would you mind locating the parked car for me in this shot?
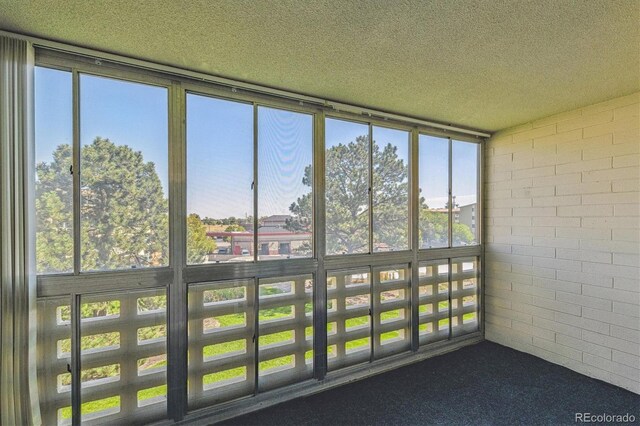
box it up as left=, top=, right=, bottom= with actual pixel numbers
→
left=241, top=249, right=250, bottom=256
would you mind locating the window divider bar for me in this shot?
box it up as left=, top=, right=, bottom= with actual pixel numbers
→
left=369, top=265, right=375, bottom=363
left=253, top=103, right=258, bottom=262
left=447, top=138, right=453, bottom=248
left=72, top=69, right=80, bottom=275
left=410, top=129, right=420, bottom=352
left=313, top=111, right=327, bottom=380
left=167, top=81, right=187, bottom=421
left=71, top=292, right=81, bottom=426
left=253, top=277, right=260, bottom=393
left=447, top=258, right=453, bottom=340
left=368, top=124, right=374, bottom=254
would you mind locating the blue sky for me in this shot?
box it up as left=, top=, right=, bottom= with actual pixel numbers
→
left=36, top=67, right=478, bottom=219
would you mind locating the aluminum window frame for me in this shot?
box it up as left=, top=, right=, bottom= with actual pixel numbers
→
left=32, top=47, right=485, bottom=425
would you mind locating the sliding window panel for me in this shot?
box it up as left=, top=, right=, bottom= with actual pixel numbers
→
left=187, top=279, right=255, bottom=409
left=326, top=268, right=372, bottom=371
left=79, top=288, right=167, bottom=425
left=37, top=297, right=72, bottom=425
left=257, top=107, right=313, bottom=260
left=258, top=275, right=313, bottom=392
left=34, top=67, right=73, bottom=274
left=325, top=118, right=370, bottom=255
left=372, top=126, right=410, bottom=252
left=79, top=75, right=169, bottom=271
left=418, top=260, right=450, bottom=346
left=452, top=141, right=479, bottom=246
left=373, top=265, right=411, bottom=359
left=451, top=257, right=480, bottom=337
left=186, top=93, right=254, bottom=264
left=418, top=135, right=449, bottom=249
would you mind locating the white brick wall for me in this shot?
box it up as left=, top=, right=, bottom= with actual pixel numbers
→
left=484, top=92, right=640, bottom=394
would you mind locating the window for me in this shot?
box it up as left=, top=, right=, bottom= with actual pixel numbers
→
left=372, top=126, right=410, bottom=252
left=257, top=107, right=313, bottom=260
left=186, top=94, right=253, bottom=264
left=35, top=69, right=169, bottom=273
left=452, top=141, right=479, bottom=246
left=33, top=52, right=484, bottom=424
left=418, top=135, right=449, bottom=248
left=186, top=98, right=313, bottom=264
left=35, top=67, right=73, bottom=274
left=80, top=75, right=169, bottom=271
left=326, top=269, right=372, bottom=371
left=325, top=118, right=370, bottom=255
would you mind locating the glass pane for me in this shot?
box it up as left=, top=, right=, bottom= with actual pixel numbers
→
left=325, top=118, right=370, bottom=255
left=451, top=257, right=480, bottom=336
left=79, top=75, right=168, bottom=271
left=37, top=297, right=72, bottom=425
left=35, top=67, right=73, bottom=274
left=258, top=275, right=313, bottom=392
left=452, top=141, right=478, bottom=246
left=419, top=135, right=449, bottom=248
left=327, top=269, right=371, bottom=371
left=186, top=94, right=254, bottom=264
left=418, top=260, right=450, bottom=346
left=188, top=280, right=255, bottom=409
left=257, top=107, right=313, bottom=260
left=373, top=266, right=411, bottom=358
left=79, top=288, right=167, bottom=424
left=372, top=126, right=409, bottom=252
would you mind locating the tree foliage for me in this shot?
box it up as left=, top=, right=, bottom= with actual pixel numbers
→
left=419, top=199, right=475, bottom=248
left=289, top=134, right=474, bottom=253
left=36, top=137, right=214, bottom=272
left=290, top=135, right=410, bottom=254
left=187, top=213, right=217, bottom=263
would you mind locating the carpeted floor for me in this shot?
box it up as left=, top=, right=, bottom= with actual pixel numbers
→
left=220, top=341, right=639, bottom=425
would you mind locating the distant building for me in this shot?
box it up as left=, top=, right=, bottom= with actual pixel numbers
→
left=458, top=203, right=477, bottom=235
left=206, top=215, right=311, bottom=259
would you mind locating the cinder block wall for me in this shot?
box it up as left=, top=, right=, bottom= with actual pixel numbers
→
left=484, top=93, right=640, bottom=393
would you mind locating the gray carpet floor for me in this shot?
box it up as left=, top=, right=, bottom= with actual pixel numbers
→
left=220, top=341, right=639, bottom=425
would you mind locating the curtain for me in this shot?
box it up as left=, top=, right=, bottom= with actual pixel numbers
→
left=0, top=35, right=40, bottom=426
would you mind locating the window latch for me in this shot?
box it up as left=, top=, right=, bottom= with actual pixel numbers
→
left=69, top=165, right=73, bottom=175
left=251, top=181, right=254, bottom=190
left=66, top=363, right=72, bottom=373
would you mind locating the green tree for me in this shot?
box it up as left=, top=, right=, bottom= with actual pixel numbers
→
left=452, top=223, right=474, bottom=245
left=419, top=197, right=474, bottom=247
left=224, top=224, right=245, bottom=232
left=36, top=137, right=214, bottom=272
left=223, top=224, right=246, bottom=243
left=187, top=214, right=217, bottom=263
left=35, top=144, right=74, bottom=272
left=289, top=135, right=408, bottom=254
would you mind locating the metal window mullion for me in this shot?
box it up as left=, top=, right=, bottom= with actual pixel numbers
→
left=253, top=104, right=258, bottom=262
left=253, top=277, right=260, bottom=393
left=410, top=129, right=419, bottom=351
left=478, top=142, right=485, bottom=336
left=369, top=265, right=375, bottom=362
left=167, top=81, right=187, bottom=421
left=72, top=69, right=80, bottom=275
left=313, top=111, right=327, bottom=380
left=70, top=68, right=81, bottom=426
left=447, top=138, right=453, bottom=248
left=368, top=124, right=373, bottom=254
left=71, top=293, right=81, bottom=426
left=447, top=258, right=453, bottom=340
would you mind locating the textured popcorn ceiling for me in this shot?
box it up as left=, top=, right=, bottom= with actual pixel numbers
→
left=0, top=0, right=638, bottom=132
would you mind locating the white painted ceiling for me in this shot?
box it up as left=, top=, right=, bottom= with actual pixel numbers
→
left=1, top=0, right=638, bottom=132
